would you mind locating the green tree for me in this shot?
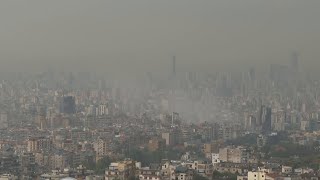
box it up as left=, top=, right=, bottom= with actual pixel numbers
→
left=193, top=174, right=208, bottom=180
left=95, top=156, right=112, bottom=174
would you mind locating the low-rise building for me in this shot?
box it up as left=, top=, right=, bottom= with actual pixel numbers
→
left=219, top=146, right=248, bottom=163
left=0, top=174, right=18, bottom=180
left=281, top=166, right=292, bottom=174
left=137, top=168, right=161, bottom=180
left=212, top=153, right=220, bottom=164
left=172, top=166, right=193, bottom=180
left=248, top=171, right=266, bottom=180
left=105, top=159, right=136, bottom=180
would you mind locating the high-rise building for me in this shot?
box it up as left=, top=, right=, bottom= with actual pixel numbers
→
left=94, top=138, right=109, bottom=160
left=35, top=113, right=47, bottom=130
left=272, top=110, right=285, bottom=132
left=249, top=67, right=256, bottom=82
left=260, top=106, right=272, bottom=134
left=98, top=104, right=108, bottom=116
left=0, top=112, right=8, bottom=129
left=244, top=113, right=257, bottom=131
left=60, top=96, right=76, bottom=114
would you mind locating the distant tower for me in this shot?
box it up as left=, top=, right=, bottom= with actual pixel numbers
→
left=291, top=51, right=299, bottom=73
left=172, top=56, right=176, bottom=77
left=170, top=56, right=177, bottom=113
left=249, top=67, right=255, bottom=82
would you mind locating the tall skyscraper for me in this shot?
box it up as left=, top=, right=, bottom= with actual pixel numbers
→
left=249, top=67, right=255, bottom=82
left=60, top=96, right=76, bottom=114
left=261, top=106, right=272, bottom=134
left=172, top=56, right=176, bottom=77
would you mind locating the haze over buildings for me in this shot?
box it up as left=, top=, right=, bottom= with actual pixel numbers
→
left=1, top=1, right=320, bottom=180
left=0, top=0, right=320, bottom=76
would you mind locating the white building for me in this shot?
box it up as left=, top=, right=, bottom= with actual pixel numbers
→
left=0, top=174, right=18, bottom=180
left=248, top=171, right=266, bottom=180
left=98, top=104, right=108, bottom=116
left=212, top=153, right=220, bottom=164
left=281, top=166, right=292, bottom=174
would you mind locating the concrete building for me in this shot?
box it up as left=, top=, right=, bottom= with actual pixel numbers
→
left=137, top=168, right=161, bottom=180
left=202, top=143, right=215, bottom=154
left=257, top=135, right=267, bottom=149
left=93, top=138, right=109, bottom=160
left=19, top=152, right=36, bottom=178
left=105, top=159, right=136, bottom=180
left=248, top=171, right=266, bottom=180
left=50, top=152, right=69, bottom=170
left=281, top=166, right=292, bottom=174
left=162, top=132, right=175, bottom=146
left=212, top=153, right=220, bottom=164
left=27, top=137, right=52, bottom=152
left=219, top=146, right=248, bottom=163
left=98, top=104, right=108, bottom=116
left=0, top=174, right=18, bottom=180
left=172, top=166, right=193, bottom=180
left=184, top=160, right=213, bottom=177
left=0, top=147, right=19, bottom=175
left=272, top=110, right=285, bottom=132
left=40, top=170, right=68, bottom=180
left=60, top=96, right=76, bottom=114
left=35, top=113, right=48, bottom=130
left=35, top=152, right=51, bottom=168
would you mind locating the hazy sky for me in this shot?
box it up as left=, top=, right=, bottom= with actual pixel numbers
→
left=1, top=0, right=320, bottom=75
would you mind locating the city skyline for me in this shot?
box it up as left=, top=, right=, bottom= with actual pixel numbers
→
left=0, top=0, right=320, bottom=76
left=1, top=1, right=320, bottom=179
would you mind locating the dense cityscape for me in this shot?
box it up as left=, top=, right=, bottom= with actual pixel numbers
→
left=0, top=54, right=320, bottom=180
left=2, top=0, right=320, bottom=180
